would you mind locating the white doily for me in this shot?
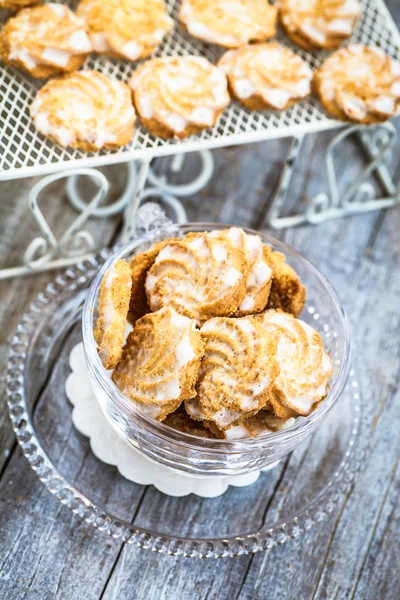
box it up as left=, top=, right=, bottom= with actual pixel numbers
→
left=65, top=343, right=278, bottom=497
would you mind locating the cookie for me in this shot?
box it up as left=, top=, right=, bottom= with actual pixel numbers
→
left=179, top=0, right=277, bottom=48
left=31, top=70, right=136, bottom=151
left=280, top=0, right=362, bottom=51
left=127, top=239, right=174, bottom=324
left=164, top=405, right=217, bottom=438
left=77, top=0, right=173, bottom=61
left=94, top=259, right=132, bottom=370
left=314, top=44, right=400, bottom=124
left=145, top=231, right=248, bottom=322
left=258, top=310, right=333, bottom=417
left=210, top=228, right=273, bottom=315
left=112, top=307, right=205, bottom=421
left=0, top=0, right=41, bottom=10
left=185, top=316, right=280, bottom=431
left=129, top=56, right=230, bottom=139
left=263, top=245, right=306, bottom=317
left=0, top=3, right=92, bottom=79
left=219, top=410, right=295, bottom=439
left=218, top=42, right=313, bottom=111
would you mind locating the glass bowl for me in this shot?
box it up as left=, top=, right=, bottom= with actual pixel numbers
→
left=82, top=223, right=351, bottom=477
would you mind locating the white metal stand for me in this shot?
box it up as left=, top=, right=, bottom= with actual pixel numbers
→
left=0, top=124, right=399, bottom=281
left=266, top=122, right=400, bottom=229
left=0, top=150, right=212, bottom=280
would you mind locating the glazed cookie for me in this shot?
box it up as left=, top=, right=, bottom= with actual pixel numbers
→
left=218, top=42, right=313, bottom=111
left=0, top=3, right=92, bottom=79
left=129, top=56, right=230, bottom=139
left=94, top=260, right=132, bottom=370
left=314, top=44, right=400, bottom=124
left=263, top=245, right=306, bottom=317
left=185, top=316, right=280, bottom=431
left=77, top=0, right=173, bottom=61
left=31, top=70, right=136, bottom=151
left=211, top=228, right=273, bottom=315
left=179, top=0, right=277, bottom=48
left=217, top=410, right=295, bottom=439
left=145, top=231, right=248, bottom=322
left=164, top=406, right=217, bottom=438
left=112, top=307, right=205, bottom=421
left=127, top=239, right=173, bottom=324
left=0, top=0, right=41, bottom=10
left=279, top=0, right=362, bottom=51
left=258, top=310, right=333, bottom=417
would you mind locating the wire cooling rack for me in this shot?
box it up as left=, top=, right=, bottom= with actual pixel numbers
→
left=0, top=0, right=399, bottom=181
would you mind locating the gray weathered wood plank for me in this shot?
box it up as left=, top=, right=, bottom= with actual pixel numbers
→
left=1, top=2, right=400, bottom=591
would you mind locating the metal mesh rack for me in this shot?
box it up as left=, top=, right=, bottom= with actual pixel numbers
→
left=0, top=0, right=399, bottom=181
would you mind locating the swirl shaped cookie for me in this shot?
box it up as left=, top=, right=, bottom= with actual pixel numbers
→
left=31, top=70, right=136, bottom=150
left=145, top=231, right=248, bottom=322
left=129, top=56, right=230, bottom=139
left=263, top=245, right=306, bottom=317
left=258, top=310, right=333, bottom=417
left=164, top=405, right=216, bottom=438
left=211, top=228, right=273, bottom=315
left=217, top=410, right=295, bottom=439
left=280, top=0, right=362, bottom=51
left=94, top=260, right=132, bottom=370
left=0, top=4, right=92, bottom=78
left=179, top=0, right=277, bottom=48
left=219, top=42, right=313, bottom=111
left=112, top=307, right=205, bottom=421
left=185, top=316, right=280, bottom=431
left=77, top=0, right=173, bottom=61
left=128, top=239, right=173, bottom=324
left=314, top=45, right=400, bottom=124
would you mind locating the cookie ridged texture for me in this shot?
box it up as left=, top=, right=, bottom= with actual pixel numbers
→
left=0, top=4, right=92, bottom=78
left=112, top=307, right=205, bottom=421
left=219, top=409, right=295, bottom=439
left=94, top=259, right=132, bottom=370
left=129, top=56, right=230, bottom=139
left=186, top=316, right=280, bottom=431
left=258, top=310, right=333, bottom=417
left=280, top=0, right=362, bottom=51
left=77, top=0, right=173, bottom=61
left=211, top=227, right=272, bottom=315
left=30, top=70, right=136, bottom=151
left=219, top=42, right=313, bottom=111
left=179, top=0, right=277, bottom=48
left=145, top=231, right=248, bottom=322
left=314, top=44, right=400, bottom=124
left=263, top=245, right=306, bottom=317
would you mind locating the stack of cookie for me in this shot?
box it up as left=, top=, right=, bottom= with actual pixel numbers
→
left=0, top=0, right=399, bottom=151
left=94, top=227, right=334, bottom=440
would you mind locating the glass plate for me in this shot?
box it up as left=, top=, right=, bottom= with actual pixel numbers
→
left=6, top=249, right=370, bottom=558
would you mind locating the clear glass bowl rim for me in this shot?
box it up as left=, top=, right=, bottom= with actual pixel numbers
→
left=82, top=222, right=352, bottom=452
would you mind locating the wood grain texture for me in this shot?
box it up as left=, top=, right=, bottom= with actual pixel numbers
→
left=1, top=2, right=400, bottom=595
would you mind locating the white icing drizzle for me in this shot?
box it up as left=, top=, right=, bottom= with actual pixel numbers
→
left=117, top=307, right=199, bottom=404
left=319, top=45, right=400, bottom=121
left=5, top=4, right=92, bottom=71
left=219, top=44, right=312, bottom=109
left=130, top=56, right=229, bottom=134
left=260, top=311, right=333, bottom=415
left=32, top=71, right=135, bottom=149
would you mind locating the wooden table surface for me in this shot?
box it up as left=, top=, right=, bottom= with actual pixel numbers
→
left=1, top=5, right=400, bottom=597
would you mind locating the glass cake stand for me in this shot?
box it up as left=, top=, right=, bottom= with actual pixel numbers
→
left=6, top=211, right=371, bottom=558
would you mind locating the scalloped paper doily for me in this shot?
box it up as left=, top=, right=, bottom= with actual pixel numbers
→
left=65, top=343, right=280, bottom=497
